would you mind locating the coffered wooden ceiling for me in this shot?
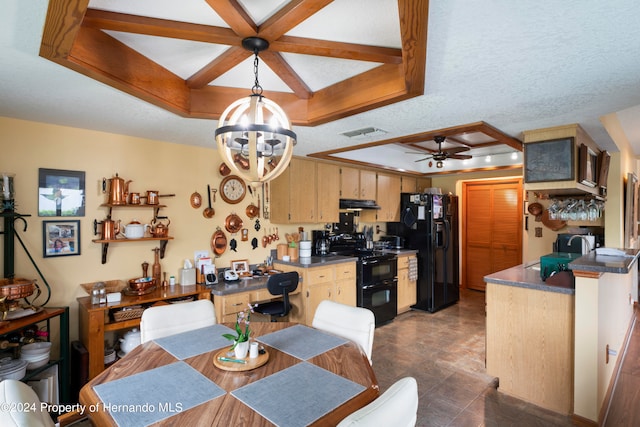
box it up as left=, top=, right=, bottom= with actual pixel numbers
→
left=39, top=0, right=427, bottom=127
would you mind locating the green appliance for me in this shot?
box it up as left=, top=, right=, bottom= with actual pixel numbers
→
left=539, top=252, right=582, bottom=281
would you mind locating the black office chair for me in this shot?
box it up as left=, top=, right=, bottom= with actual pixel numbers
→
left=254, top=272, right=299, bottom=322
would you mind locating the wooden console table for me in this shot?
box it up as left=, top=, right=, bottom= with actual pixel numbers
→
left=77, top=285, right=211, bottom=380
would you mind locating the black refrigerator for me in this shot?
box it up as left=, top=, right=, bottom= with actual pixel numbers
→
left=387, top=193, right=459, bottom=313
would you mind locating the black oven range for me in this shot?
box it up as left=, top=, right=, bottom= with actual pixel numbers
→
left=329, top=233, right=398, bottom=326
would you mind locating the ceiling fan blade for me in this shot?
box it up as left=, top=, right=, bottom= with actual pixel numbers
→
left=414, top=156, right=433, bottom=162
left=449, top=154, right=473, bottom=160
left=442, top=146, right=470, bottom=155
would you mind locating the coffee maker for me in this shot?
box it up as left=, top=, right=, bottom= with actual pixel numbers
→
left=312, top=230, right=331, bottom=256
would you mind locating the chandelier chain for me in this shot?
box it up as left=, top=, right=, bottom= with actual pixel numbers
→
left=251, top=50, right=263, bottom=96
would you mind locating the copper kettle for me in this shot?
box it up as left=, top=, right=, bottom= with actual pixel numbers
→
left=150, top=217, right=170, bottom=238
left=105, top=174, right=131, bottom=205
left=95, top=217, right=121, bottom=240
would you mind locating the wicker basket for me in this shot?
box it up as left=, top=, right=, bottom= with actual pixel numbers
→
left=112, top=306, right=145, bottom=322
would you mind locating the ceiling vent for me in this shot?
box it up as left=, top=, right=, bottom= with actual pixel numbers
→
left=340, top=127, right=388, bottom=139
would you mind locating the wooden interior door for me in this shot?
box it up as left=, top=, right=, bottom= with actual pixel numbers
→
left=462, top=178, right=523, bottom=291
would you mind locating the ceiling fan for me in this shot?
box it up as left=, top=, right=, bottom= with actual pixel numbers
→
left=409, top=136, right=472, bottom=168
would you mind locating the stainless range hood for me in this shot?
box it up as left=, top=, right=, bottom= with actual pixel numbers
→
left=339, top=199, right=381, bottom=210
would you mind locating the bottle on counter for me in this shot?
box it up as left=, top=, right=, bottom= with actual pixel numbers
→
left=151, top=247, right=162, bottom=285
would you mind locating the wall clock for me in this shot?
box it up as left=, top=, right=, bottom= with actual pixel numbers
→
left=219, top=175, right=246, bottom=204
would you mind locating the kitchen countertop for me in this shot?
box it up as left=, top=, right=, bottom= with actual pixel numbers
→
left=208, top=275, right=270, bottom=296
left=568, top=248, right=640, bottom=274
left=209, top=255, right=357, bottom=296
left=273, top=254, right=357, bottom=267
left=382, top=248, right=418, bottom=256
left=484, top=263, right=575, bottom=295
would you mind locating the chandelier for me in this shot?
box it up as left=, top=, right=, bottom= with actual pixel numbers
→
left=215, top=37, right=297, bottom=187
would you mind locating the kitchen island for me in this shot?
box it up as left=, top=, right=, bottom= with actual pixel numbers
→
left=485, top=249, right=639, bottom=423
left=212, top=256, right=357, bottom=325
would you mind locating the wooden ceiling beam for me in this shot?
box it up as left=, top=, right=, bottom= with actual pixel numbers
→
left=258, top=0, right=334, bottom=40
left=83, top=9, right=241, bottom=46
left=399, top=0, right=428, bottom=94
left=305, top=64, right=410, bottom=125
left=40, top=0, right=429, bottom=127
left=68, top=27, right=191, bottom=116
left=40, top=0, right=90, bottom=60
left=186, top=46, right=250, bottom=89
left=259, top=51, right=312, bottom=99
left=270, top=36, right=402, bottom=63
left=205, top=0, right=257, bottom=38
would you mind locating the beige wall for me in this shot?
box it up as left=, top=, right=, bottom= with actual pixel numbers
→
left=601, top=112, right=640, bottom=249
left=0, top=116, right=318, bottom=342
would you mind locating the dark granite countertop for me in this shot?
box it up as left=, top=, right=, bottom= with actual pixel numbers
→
left=568, top=248, right=639, bottom=274
left=484, top=263, right=575, bottom=295
left=381, top=249, right=418, bottom=256
left=273, top=255, right=356, bottom=268
left=208, top=275, right=270, bottom=296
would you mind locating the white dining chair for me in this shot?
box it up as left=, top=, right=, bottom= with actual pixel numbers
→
left=0, top=379, right=85, bottom=427
left=140, top=299, right=216, bottom=343
left=336, top=377, right=419, bottom=427
left=312, top=300, right=375, bottom=364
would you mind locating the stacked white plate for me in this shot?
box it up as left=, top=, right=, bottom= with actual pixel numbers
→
left=20, top=342, right=51, bottom=370
left=299, top=241, right=312, bottom=258
left=0, top=358, right=28, bottom=380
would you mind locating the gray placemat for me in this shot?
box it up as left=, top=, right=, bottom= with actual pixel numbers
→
left=154, top=324, right=235, bottom=359
left=257, top=324, right=347, bottom=360
left=232, top=362, right=365, bottom=427
left=93, top=361, right=225, bottom=427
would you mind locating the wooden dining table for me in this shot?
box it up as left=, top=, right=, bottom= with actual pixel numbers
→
left=79, top=322, right=379, bottom=426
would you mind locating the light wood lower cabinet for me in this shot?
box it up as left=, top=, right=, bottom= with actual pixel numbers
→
left=397, top=254, right=417, bottom=313
left=485, top=282, right=574, bottom=415
left=213, top=286, right=301, bottom=323
left=273, top=261, right=357, bottom=326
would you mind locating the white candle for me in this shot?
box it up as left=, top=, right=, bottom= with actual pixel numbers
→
left=2, top=175, right=9, bottom=199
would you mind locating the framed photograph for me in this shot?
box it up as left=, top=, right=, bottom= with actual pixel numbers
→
left=230, top=259, right=249, bottom=273
left=38, top=168, right=85, bottom=216
left=43, top=220, right=81, bottom=257
left=524, top=138, right=574, bottom=183
left=578, top=144, right=598, bottom=188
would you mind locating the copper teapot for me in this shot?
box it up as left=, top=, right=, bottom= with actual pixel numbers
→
left=150, top=217, right=170, bottom=238
left=105, top=174, right=131, bottom=205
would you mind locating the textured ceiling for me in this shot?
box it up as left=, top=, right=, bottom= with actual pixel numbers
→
left=2, top=0, right=640, bottom=175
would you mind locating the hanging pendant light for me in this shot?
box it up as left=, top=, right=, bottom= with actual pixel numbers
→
left=215, top=37, right=297, bottom=187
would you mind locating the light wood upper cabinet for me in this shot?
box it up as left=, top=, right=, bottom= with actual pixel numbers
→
left=317, top=163, right=340, bottom=223
left=340, top=167, right=376, bottom=200
left=270, top=158, right=317, bottom=223
left=269, top=163, right=291, bottom=224
left=289, top=159, right=317, bottom=223
left=401, top=176, right=417, bottom=193
left=360, top=170, right=377, bottom=200
left=340, top=167, right=360, bottom=199
left=416, top=177, right=432, bottom=193
left=376, top=173, right=401, bottom=222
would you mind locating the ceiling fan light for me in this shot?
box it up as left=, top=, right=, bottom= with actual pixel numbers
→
left=436, top=160, right=443, bottom=168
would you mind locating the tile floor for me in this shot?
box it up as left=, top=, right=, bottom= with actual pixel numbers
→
left=371, top=289, right=577, bottom=426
